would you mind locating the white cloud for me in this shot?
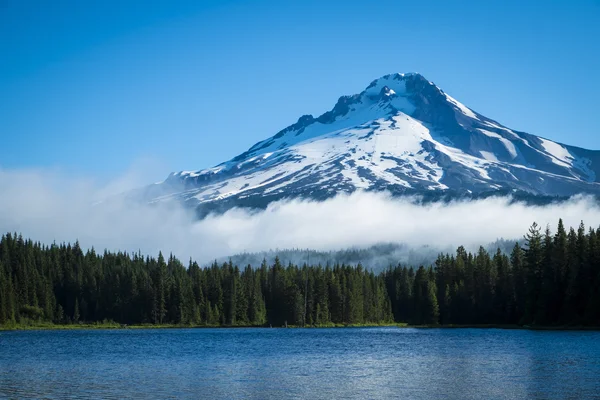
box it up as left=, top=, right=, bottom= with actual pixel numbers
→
left=1, top=166, right=599, bottom=264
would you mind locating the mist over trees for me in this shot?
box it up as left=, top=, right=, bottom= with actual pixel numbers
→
left=222, top=240, right=520, bottom=275
left=1, top=219, right=599, bottom=327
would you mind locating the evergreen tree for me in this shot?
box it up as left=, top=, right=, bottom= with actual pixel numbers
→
left=523, top=222, right=543, bottom=324
left=425, top=279, right=440, bottom=325
left=551, top=219, right=568, bottom=322
left=249, top=271, right=267, bottom=325
left=563, top=228, right=581, bottom=323
left=510, top=242, right=526, bottom=323
left=493, top=249, right=513, bottom=323
left=1, top=219, right=599, bottom=329
left=536, top=225, right=555, bottom=325
left=154, top=252, right=168, bottom=324
left=73, top=297, right=80, bottom=323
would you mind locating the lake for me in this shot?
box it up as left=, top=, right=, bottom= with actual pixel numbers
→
left=1, top=327, right=599, bottom=399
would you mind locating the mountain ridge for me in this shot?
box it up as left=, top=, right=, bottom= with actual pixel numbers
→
left=133, top=72, right=600, bottom=210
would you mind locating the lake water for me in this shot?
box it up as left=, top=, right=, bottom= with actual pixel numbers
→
left=1, top=327, right=599, bottom=399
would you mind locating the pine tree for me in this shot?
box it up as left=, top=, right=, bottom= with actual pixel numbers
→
left=73, top=298, right=80, bottom=323
left=56, top=304, right=64, bottom=324
left=425, top=280, right=440, bottom=325
left=493, top=249, right=513, bottom=323
left=584, top=228, right=600, bottom=325
left=412, top=266, right=427, bottom=325
left=234, top=267, right=248, bottom=325
left=443, top=284, right=452, bottom=324
left=563, top=228, right=581, bottom=323
left=0, top=221, right=598, bottom=329
left=552, top=219, right=568, bottom=322
left=523, top=222, right=543, bottom=324
left=345, top=268, right=364, bottom=324
left=154, top=252, right=168, bottom=324
left=511, top=243, right=526, bottom=324
left=249, top=273, right=267, bottom=326
left=536, top=225, right=555, bottom=325
left=0, top=262, right=7, bottom=325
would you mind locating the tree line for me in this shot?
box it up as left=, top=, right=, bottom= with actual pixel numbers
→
left=0, top=219, right=599, bottom=327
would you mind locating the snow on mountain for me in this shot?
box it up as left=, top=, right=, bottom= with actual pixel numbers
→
left=136, top=73, right=600, bottom=209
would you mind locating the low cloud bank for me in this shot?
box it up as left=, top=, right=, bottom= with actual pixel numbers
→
left=1, top=167, right=599, bottom=265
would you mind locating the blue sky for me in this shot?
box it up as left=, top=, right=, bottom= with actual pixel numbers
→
left=1, top=0, right=599, bottom=183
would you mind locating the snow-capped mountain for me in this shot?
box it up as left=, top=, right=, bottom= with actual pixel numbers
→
left=137, top=73, right=600, bottom=209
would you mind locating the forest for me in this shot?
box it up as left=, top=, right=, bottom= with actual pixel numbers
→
left=0, top=219, right=599, bottom=328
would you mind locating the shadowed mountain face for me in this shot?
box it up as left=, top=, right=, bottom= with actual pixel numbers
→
left=135, top=73, right=600, bottom=210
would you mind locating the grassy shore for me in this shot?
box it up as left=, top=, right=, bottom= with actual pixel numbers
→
left=0, top=321, right=222, bottom=331
left=2, top=321, right=599, bottom=331
left=0, top=321, right=408, bottom=331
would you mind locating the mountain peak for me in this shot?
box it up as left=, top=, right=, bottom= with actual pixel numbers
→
left=368, top=72, right=424, bottom=84
left=293, top=72, right=440, bottom=130
left=143, top=73, right=600, bottom=209
left=366, top=72, right=433, bottom=92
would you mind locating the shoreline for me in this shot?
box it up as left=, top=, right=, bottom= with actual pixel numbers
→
left=2, top=322, right=599, bottom=332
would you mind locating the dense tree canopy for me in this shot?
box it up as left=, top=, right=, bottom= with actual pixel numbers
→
left=1, top=219, right=599, bottom=328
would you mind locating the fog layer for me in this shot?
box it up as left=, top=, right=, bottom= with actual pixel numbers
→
left=1, top=167, right=598, bottom=264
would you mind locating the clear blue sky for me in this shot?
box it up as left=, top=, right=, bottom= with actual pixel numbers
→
left=1, top=0, right=599, bottom=182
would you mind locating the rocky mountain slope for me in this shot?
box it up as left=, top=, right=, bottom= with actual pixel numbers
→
left=135, top=73, right=600, bottom=210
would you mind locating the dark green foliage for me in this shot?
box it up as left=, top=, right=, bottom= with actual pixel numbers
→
left=0, top=234, right=391, bottom=327
left=384, top=219, right=600, bottom=326
left=1, top=218, right=599, bottom=328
